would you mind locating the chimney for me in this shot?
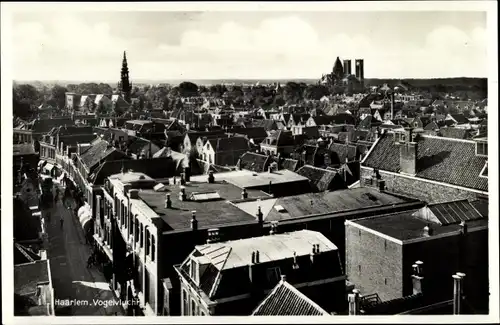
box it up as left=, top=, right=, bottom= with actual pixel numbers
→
left=348, top=289, right=361, bottom=315
left=411, top=261, right=425, bottom=294
left=184, top=167, right=190, bottom=182
left=423, top=224, right=433, bottom=237
left=191, top=211, right=198, bottom=231
left=179, top=186, right=187, bottom=201
left=129, top=189, right=139, bottom=199
left=399, top=129, right=417, bottom=175
left=180, top=173, right=186, bottom=185
left=453, top=272, right=466, bottom=315
left=292, top=251, right=300, bottom=270
left=269, top=221, right=279, bottom=235
left=206, top=228, right=220, bottom=244
left=281, top=275, right=287, bottom=282
left=391, top=93, right=395, bottom=120
left=208, top=171, right=215, bottom=184
left=256, top=204, right=264, bottom=224
left=377, top=179, right=386, bottom=191
left=39, top=250, right=47, bottom=260
left=241, top=188, right=248, bottom=199
left=165, top=193, right=172, bottom=208
left=249, top=251, right=256, bottom=284
left=310, top=244, right=319, bottom=263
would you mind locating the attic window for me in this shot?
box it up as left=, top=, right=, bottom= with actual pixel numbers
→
left=475, top=141, right=488, bottom=157
left=274, top=205, right=287, bottom=213
left=190, top=191, right=221, bottom=202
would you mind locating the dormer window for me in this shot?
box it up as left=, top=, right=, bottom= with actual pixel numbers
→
left=475, top=140, right=488, bottom=157
left=190, top=259, right=198, bottom=283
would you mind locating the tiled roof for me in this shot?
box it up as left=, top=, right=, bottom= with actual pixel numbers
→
left=14, top=260, right=49, bottom=296
left=238, top=152, right=270, bottom=172
left=449, top=114, right=469, bottom=124
left=79, top=138, right=129, bottom=171
left=280, top=158, right=299, bottom=172
left=296, top=165, right=340, bottom=192
left=424, top=121, right=439, bottom=131
left=252, top=280, right=329, bottom=316
left=358, top=116, right=381, bottom=129
left=14, top=243, right=41, bottom=265
left=29, top=118, right=75, bottom=133
left=328, top=143, right=358, bottom=165
left=250, top=119, right=278, bottom=131
left=230, top=127, right=268, bottom=141
left=362, top=133, right=488, bottom=191
left=207, top=136, right=250, bottom=152
left=88, top=157, right=176, bottom=185
left=264, top=130, right=295, bottom=147
left=470, top=198, right=488, bottom=218
left=438, top=127, right=471, bottom=140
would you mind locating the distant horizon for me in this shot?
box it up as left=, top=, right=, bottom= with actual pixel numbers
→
left=13, top=76, right=488, bottom=85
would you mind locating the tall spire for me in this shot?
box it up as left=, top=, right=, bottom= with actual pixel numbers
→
left=120, top=51, right=132, bottom=103
left=332, top=56, right=344, bottom=79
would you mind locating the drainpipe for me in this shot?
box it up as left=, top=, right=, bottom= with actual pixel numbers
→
left=142, top=224, right=150, bottom=314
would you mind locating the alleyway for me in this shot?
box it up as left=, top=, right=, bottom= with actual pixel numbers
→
left=44, top=183, right=124, bottom=316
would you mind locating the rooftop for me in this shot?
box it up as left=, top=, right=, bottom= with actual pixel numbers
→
left=351, top=209, right=487, bottom=242
left=196, top=230, right=337, bottom=271
left=14, top=260, right=50, bottom=296
left=137, top=180, right=269, bottom=231
left=13, top=143, right=36, bottom=156
left=233, top=187, right=409, bottom=222
left=252, top=280, right=330, bottom=316
left=362, top=133, right=488, bottom=192
left=192, top=169, right=309, bottom=189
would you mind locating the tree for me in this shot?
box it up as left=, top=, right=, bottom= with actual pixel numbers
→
left=96, top=101, right=107, bottom=115
left=283, top=82, right=306, bottom=104
left=50, top=85, right=68, bottom=109
left=304, top=84, right=330, bottom=100
left=178, top=81, right=199, bottom=97
left=13, top=84, right=41, bottom=118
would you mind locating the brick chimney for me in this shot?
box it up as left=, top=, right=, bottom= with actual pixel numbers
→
left=208, top=171, right=215, bottom=184
left=453, top=272, right=466, bottom=315
left=399, top=128, right=418, bottom=176
left=310, top=244, right=319, bottom=263
left=179, top=186, right=187, bottom=201
left=411, top=260, right=425, bottom=294
left=191, top=211, right=198, bottom=231
left=269, top=221, right=279, bottom=235
left=241, top=188, right=248, bottom=199
left=206, top=228, right=220, bottom=244
left=165, top=193, right=172, bottom=208
left=348, top=289, right=361, bottom=315
left=256, top=203, right=264, bottom=224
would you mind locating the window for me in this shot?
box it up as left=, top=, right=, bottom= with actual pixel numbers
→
left=182, top=289, right=189, bottom=314
left=385, top=278, right=388, bottom=285
left=151, top=236, right=156, bottom=262
left=135, top=220, right=140, bottom=243
left=145, top=229, right=150, bottom=256
left=358, top=265, right=361, bottom=274
left=190, top=299, right=197, bottom=316
left=139, top=224, right=144, bottom=248
left=384, top=240, right=387, bottom=251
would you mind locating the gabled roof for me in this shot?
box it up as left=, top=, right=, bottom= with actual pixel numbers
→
left=328, top=142, right=358, bottom=165
left=362, top=133, right=488, bottom=191
left=424, top=121, right=439, bottom=131
left=14, top=260, right=49, bottom=297
left=264, top=130, right=295, bottom=147
left=280, top=158, right=299, bottom=172
left=438, top=127, right=471, bottom=140
left=448, top=114, right=469, bottom=124
left=14, top=243, right=41, bottom=265
left=238, top=152, right=270, bottom=173
left=296, top=165, right=341, bottom=192
left=358, top=115, right=381, bottom=129
left=252, top=280, right=329, bottom=316
left=79, top=138, right=128, bottom=171
left=207, top=136, right=250, bottom=153
left=250, top=119, right=278, bottom=131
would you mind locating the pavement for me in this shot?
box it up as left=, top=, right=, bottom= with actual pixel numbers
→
left=44, top=182, right=125, bottom=316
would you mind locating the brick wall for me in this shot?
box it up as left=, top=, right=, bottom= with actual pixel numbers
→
left=360, top=167, right=480, bottom=203
left=345, top=224, right=404, bottom=301
left=403, top=229, right=489, bottom=311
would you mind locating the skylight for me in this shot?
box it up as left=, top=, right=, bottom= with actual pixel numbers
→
left=274, top=205, right=287, bottom=213
left=190, top=191, right=221, bottom=202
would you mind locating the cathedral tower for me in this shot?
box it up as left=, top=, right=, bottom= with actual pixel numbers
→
left=119, top=51, right=132, bottom=103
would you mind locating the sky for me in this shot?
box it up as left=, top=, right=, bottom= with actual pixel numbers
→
left=10, top=10, right=488, bottom=81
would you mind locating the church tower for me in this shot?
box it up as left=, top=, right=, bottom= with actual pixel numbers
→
left=119, top=51, right=132, bottom=103
left=332, top=56, right=344, bottom=79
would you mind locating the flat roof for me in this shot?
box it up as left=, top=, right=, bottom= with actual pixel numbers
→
left=138, top=180, right=269, bottom=232
left=351, top=211, right=488, bottom=242
left=190, top=169, right=309, bottom=189
left=233, top=187, right=410, bottom=222
left=196, top=230, right=337, bottom=270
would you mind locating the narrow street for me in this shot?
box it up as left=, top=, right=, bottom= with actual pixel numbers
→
left=44, top=182, right=124, bottom=316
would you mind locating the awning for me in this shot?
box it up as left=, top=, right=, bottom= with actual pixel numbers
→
left=80, top=214, right=93, bottom=233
